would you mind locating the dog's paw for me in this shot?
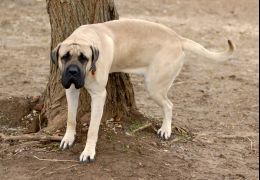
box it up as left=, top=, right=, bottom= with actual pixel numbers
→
left=157, top=126, right=172, bottom=140
left=79, top=146, right=96, bottom=163
left=60, top=131, right=76, bottom=150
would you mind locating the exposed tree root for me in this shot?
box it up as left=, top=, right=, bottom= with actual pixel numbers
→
left=0, top=133, right=63, bottom=142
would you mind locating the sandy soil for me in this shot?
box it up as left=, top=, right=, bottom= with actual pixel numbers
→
left=0, top=0, right=259, bottom=179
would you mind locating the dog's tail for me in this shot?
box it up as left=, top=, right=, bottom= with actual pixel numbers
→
left=181, top=38, right=236, bottom=61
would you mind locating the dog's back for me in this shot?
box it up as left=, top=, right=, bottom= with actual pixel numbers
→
left=94, top=19, right=183, bottom=72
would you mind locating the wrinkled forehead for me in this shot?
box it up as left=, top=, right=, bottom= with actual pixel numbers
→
left=59, top=43, right=92, bottom=57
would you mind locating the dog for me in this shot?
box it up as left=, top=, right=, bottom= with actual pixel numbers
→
left=51, top=19, right=235, bottom=163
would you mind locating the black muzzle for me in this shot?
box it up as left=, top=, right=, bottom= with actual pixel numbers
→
left=61, top=64, right=85, bottom=89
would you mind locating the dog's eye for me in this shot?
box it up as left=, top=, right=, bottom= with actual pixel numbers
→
left=79, top=53, right=88, bottom=64
left=61, top=52, right=71, bottom=62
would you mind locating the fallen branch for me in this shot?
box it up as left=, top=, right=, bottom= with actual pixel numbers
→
left=132, top=123, right=154, bottom=134
left=33, top=155, right=78, bottom=163
left=0, top=133, right=63, bottom=142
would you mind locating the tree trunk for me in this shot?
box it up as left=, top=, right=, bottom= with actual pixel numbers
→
left=43, top=0, right=136, bottom=132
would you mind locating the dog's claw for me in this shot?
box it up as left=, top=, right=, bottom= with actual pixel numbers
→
left=157, top=127, right=171, bottom=140
left=80, top=147, right=96, bottom=163
left=59, top=141, right=64, bottom=149
left=80, top=156, right=95, bottom=164
left=80, top=154, right=95, bottom=163
left=59, top=132, right=75, bottom=150
left=60, top=140, right=74, bottom=150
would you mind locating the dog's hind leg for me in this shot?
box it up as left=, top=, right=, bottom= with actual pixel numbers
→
left=145, top=53, right=185, bottom=140
left=147, top=88, right=173, bottom=140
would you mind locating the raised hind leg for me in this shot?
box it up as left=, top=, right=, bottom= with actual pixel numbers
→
left=147, top=89, right=173, bottom=139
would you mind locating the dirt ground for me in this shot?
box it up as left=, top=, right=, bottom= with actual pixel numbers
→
left=0, top=0, right=259, bottom=179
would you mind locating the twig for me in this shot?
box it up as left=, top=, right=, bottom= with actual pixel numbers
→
left=39, top=114, right=42, bottom=131
left=247, top=137, right=253, bottom=151
left=0, top=133, right=63, bottom=142
left=173, top=126, right=189, bottom=136
left=46, top=164, right=80, bottom=175
left=33, top=155, right=78, bottom=163
left=168, top=136, right=193, bottom=145
left=173, top=81, right=186, bottom=86
left=33, top=149, right=60, bottom=153
left=132, top=123, right=153, bottom=134
left=34, top=167, right=47, bottom=175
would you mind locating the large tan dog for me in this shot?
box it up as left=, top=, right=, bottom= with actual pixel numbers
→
left=51, top=19, right=235, bottom=163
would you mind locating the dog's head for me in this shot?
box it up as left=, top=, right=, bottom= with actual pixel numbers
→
left=51, top=43, right=99, bottom=89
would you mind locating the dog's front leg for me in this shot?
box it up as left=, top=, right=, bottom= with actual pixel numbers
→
left=80, top=89, right=106, bottom=163
left=60, top=84, right=80, bottom=149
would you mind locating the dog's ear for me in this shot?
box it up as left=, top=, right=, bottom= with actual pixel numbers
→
left=90, top=46, right=100, bottom=75
left=51, top=44, right=61, bottom=65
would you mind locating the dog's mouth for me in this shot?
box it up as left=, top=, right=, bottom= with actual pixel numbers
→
left=61, top=73, right=85, bottom=89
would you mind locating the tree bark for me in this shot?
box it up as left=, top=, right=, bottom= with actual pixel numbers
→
left=43, top=0, right=136, bottom=132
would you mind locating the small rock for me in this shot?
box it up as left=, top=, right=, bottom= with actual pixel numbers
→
left=150, top=142, right=157, bottom=146
left=82, top=127, right=89, bottom=133
left=229, top=75, right=237, bottom=79
left=219, top=154, right=226, bottom=159
left=34, top=103, right=44, bottom=111
left=138, top=162, right=144, bottom=167
left=125, top=132, right=133, bottom=136
left=56, top=130, right=61, bottom=133
left=164, top=162, right=171, bottom=166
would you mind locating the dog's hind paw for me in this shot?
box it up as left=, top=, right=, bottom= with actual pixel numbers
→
left=60, top=131, right=76, bottom=150
left=157, top=126, right=172, bottom=140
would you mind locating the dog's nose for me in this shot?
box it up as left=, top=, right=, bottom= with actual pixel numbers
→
left=68, top=65, right=79, bottom=75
